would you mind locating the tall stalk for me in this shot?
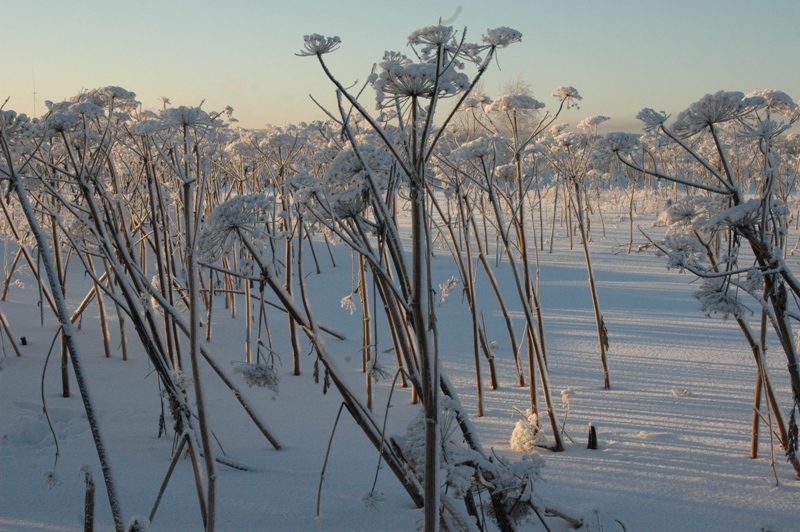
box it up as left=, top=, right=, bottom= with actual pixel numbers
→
left=1, top=128, right=126, bottom=531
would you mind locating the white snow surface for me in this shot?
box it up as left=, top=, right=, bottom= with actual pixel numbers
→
left=1, top=210, right=799, bottom=531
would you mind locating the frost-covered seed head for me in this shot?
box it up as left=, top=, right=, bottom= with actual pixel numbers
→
left=161, top=106, right=212, bottom=128
left=672, top=90, right=765, bottom=137
left=553, top=86, right=582, bottom=109
left=488, top=94, right=545, bottom=113
left=482, top=27, right=522, bottom=48
left=371, top=61, right=469, bottom=106
left=737, top=119, right=791, bottom=141
left=636, top=108, right=669, bottom=132
left=747, top=89, right=799, bottom=119
left=297, top=34, right=341, bottom=56
left=408, top=25, right=457, bottom=47
left=578, top=115, right=610, bottom=130
left=591, top=132, right=640, bottom=164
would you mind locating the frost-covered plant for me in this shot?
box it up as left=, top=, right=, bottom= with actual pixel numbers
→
left=552, top=86, right=582, bottom=109
left=605, top=88, right=800, bottom=478
left=488, top=94, right=545, bottom=114
left=510, top=409, right=546, bottom=453
left=577, top=115, right=610, bottom=131
left=438, top=275, right=459, bottom=305
left=297, top=34, right=341, bottom=56
left=401, top=397, right=544, bottom=526
left=197, top=193, right=278, bottom=266
left=321, top=143, right=394, bottom=218
left=234, top=363, right=280, bottom=398
left=693, top=277, right=749, bottom=319
left=671, top=90, right=765, bottom=138
left=661, top=233, right=705, bottom=272
left=300, top=23, right=531, bottom=529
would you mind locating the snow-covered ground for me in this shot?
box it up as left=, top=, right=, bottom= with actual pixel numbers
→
left=2, top=210, right=799, bottom=531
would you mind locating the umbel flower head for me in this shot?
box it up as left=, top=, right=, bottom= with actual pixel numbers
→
left=578, top=115, right=610, bottom=130
left=297, top=34, right=341, bottom=56
left=161, top=106, right=213, bottom=128
left=482, top=27, right=523, bottom=48
left=747, top=89, right=799, bottom=121
left=553, top=86, right=582, bottom=109
left=408, top=25, right=457, bottom=47
left=487, top=94, right=545, bottom=113
left=72, top=86, right=138, bottom=111
left=693, top=277, right=748, bottom=320
left=408, top=25, right=466, bottom=65
left=591, top=132, right=640, bottom=164
left=197, top=193, right=278, bottom=265
left=671, top=90, right=766, bottom=137
left=370, top=58, right=469, bottom=107
left=323, top=143, right=396, bottom=218
left=636, top=108, right=669, bottom=132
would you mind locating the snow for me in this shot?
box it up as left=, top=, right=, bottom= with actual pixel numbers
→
left=1, top=207, right=799, bottom=530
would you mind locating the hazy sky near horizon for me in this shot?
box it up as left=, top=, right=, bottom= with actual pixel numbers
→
left=2, top=0, right=798, bottom=131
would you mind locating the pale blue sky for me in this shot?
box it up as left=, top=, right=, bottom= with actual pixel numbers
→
left=2, top=0, right=798, bottom=131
